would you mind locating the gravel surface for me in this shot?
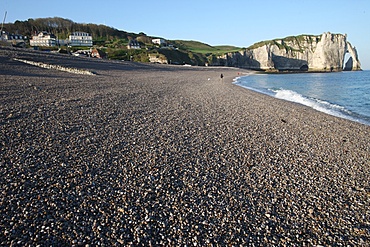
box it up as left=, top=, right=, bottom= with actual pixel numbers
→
left=1, top=47, right=369, bottom=246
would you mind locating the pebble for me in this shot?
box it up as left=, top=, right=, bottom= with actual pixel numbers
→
left=1, top=46, right=369, bottom=246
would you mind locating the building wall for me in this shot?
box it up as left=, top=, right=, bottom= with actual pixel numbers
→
left=30, top=31, right=93, bottom=47
left=69, top=32, right=93, bottom=46
left=30, top=33, right=56, bottom=47
left=152, top=38, right=166, bottom=45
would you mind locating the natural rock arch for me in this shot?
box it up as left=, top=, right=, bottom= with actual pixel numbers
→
left=344, top=42, right=361, bottom=71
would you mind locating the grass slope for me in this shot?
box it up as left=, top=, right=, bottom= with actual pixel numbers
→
left=171, top=40, right=241, bottom=55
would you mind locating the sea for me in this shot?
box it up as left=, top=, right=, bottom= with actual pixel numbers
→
left=233, top=70, right=370, bottom=126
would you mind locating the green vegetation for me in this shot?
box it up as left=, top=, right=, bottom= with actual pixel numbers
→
left=3, top=17, right=244, bottom=64
left=103, top=48, right=149, bottom=62
left=214, top=45, right=243, bottom=53
left=171, top=40, right=241, bottom=55
left=4, top=17, right=131, bottom=41
left=247, top=34, right=323, bottom=53
left=247, top=40, right=271, bottom=50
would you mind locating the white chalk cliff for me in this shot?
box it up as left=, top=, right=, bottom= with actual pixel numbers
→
left=214, top=32, right=361, bottom=72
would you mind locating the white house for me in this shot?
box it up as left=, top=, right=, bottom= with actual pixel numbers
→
left=68, top=32, right=93, bottom=47
left=30, top=32, right=57, bottom=47
left=152, top=38, right=166, bottom=46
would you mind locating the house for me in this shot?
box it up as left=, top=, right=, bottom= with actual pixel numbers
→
left=30, top=31, right=93, bottom=47
left=30, top=32, right=57, bottom=47
left=127, top=39, right=141, bottom=49
left=0, top=31, right=26, bottom=47
left=152, top=38, right=166, bottom=46
left=68, top=32, right=93, bottom=47
left=1, top=31, right=26, bottom=41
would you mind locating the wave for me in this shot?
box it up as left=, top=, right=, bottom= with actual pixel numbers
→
left=272, top=88, right=344, bottom=113
left=272, top=89, right=369, bottom=124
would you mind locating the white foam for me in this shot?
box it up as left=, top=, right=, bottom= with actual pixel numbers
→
left=273, top=89, right=348, bottom=118
left=233, top=76, right=241, bottom=83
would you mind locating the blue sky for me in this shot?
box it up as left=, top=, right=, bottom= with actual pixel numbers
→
left=2, top=0, right=370, bottom=69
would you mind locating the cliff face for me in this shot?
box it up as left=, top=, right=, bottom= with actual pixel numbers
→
left=214, top=32, right=361, bottom=72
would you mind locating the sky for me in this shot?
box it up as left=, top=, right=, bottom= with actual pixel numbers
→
left=1, top=0, right=370, bottom=69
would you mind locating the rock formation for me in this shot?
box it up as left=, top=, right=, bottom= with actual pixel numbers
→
left=149, top=54, right=168, bottom=64
left=344, top=41, right=361, bottom=71
left=213, top=32, right=361, bottom=72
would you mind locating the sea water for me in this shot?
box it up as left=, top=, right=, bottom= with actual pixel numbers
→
left=234, top=71, right=370, bottom=126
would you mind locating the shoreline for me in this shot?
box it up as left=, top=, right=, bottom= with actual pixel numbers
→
left=232, top=73, right=370, bottom=127
left=1, top=47, right=369, bottom=246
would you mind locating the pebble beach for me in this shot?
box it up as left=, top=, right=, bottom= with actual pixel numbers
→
left=1, top=47, right=369, bottom=246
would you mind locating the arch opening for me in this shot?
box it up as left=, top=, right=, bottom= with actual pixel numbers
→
left=343, top=51, right=353, bottom=71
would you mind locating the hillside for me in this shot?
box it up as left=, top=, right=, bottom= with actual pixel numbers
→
left=3, top=17, right=132, bottom=42
left=2, top=17, right=242, bottom=65
left=171, top=40, right=241, bottom=55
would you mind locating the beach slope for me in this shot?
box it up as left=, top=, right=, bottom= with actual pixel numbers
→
left=1, top=47, right=369, bottom=246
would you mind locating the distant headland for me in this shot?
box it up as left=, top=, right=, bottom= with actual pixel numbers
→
left=214, top=32, right=361, bottom=72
